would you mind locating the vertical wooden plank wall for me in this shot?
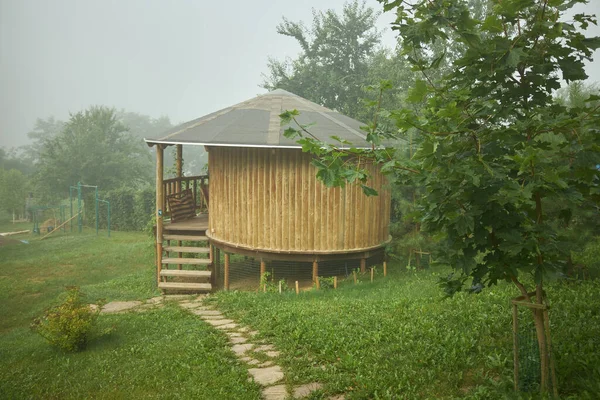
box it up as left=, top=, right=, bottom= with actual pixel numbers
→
left=209, top=147, right=390, bottom=252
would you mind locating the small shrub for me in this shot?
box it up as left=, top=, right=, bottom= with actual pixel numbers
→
left=317, top=276, right=335, bottom=290
left=259, top=272, right=291, bottom=293
left=31, top=287, right=105, bottom=352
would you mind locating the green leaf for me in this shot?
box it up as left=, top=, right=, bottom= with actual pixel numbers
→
left=361, top=185, right=378, bottom=196
left=406, top=79, right=428, bottom=103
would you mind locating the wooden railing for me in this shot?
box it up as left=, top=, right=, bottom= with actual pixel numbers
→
left=162, top=175, right=209, bottom=216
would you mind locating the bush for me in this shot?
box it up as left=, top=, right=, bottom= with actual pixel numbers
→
left=31, top=287, right=105, bottom=352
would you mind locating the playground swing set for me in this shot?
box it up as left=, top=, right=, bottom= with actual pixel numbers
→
left=32, top=182, right=111, bottom=240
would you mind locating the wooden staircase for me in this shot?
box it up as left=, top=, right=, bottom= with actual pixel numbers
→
left=158, top=232, right=213, bottom=293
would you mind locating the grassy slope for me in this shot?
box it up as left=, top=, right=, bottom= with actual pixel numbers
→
left=0, top=229, right=157, bottom=332
left=0, top=230, right=262, bottom=399
left=210, top=269, right=600, bottom=399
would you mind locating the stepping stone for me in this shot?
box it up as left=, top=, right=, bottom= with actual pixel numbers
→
left=226, top=332, right=243, bottom=337
left=258, top=361, right=274, bottom=367
left=293, top=382, right=323, bottom=398
left=180, top=302, right=202, bottom=309
left=246, top=359, right=261, bottom=365
left=231, top=343, right=254, bottom=356
left=229, top=336, right=248, bottom=344
left=238, top=326, right=250, bottom=332
left=254, top=344, right=275, bottom=352
left=262, top=384, right=287, bottom=400
left=101, top=301, right=142, bottom=314
left=163, top=295, right=193, bottom=300
left=328, top=395, right=345, bottom=400
left=249, top=330, right=259, bottom=336
left=192, top=309, right=222, bottom=316
left=265, top=351, right=281, bottom=358
left=248, top=365, right=284, bottom=386
left=194, top=306, right=214, bottom=311
left=205, top=319, right=234, bottom=326
left=146, top=296, right=163, bottom=304
left=201, top=315, right=225, bottom=320
left=240, top=356, right=253, bottom=362
left=215, top=323, right=239, bottom=330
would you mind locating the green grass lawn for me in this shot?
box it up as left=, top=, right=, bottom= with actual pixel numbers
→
left=209, top=270, right=600, bottom=399
left=0, top=229, right=262, bottom=399
left=1, top=227, right=599, bottom=399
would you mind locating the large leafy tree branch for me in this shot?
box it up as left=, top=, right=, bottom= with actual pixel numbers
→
left=284, top=0, right=599, bottom=392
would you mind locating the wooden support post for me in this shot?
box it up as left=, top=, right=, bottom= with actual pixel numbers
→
left=544, top=309, right=559, bottom=397
left=178, top=240, right=183, bottom=270
left=295, top=281, right=299, bottom=295
left=383, top=261, right=387, bottom=277
left=316, top=276, right=320, bottom=290
left=176, top=144, right=183, bottom=193
left=513, top=303, right=519, bottom=392
left=260, top=260, right=266, bottom=291
left=360, top=258, right=366, bottom=274
left=334, top=276, right=337, bottom=289
left=155, top=145, right=164, bottom=285
left=312, top=260, right=318, bottom=283
left=214, top=247, right=221, bottom=289
left=224, top=253, right=230, bottom=291
left=370, top=268, right=374, bottom=282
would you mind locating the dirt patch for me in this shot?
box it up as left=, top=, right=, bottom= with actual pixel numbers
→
left=0, top=235, right=21, bottom=247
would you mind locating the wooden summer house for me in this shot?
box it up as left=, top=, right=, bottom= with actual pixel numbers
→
left=145, top=89, right=391, bottom=293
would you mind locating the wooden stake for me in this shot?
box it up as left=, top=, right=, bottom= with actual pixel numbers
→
left=383, top=261, right=387, bottom=277
left=360, top=258, right=366, bottom=273
left=224, top=253, right=230, bottom=291
left=353, top=271, right=357, bottom=284
left=295, top=281, right=299, bottom=295
left=278, top=281, right=282, bottom=294
left=312, top=260, right=318, bottom=283
left=513, top=303, right=519, bottom=392
left=370, top=268, right=374, bottom=282
left=334, top=276, right=337, bottom=289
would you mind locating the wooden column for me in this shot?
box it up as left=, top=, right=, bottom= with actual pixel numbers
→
left=360, top=258, right=366, bottom=273
left=312, top=260, right=318, bottom=283
left=155, top=145, right=164, bottom=285
left=214, top=247, right=221, bottom=289
left=176, top=144, right=183, bottom=192
left=224, top=253, right=230, bottom=291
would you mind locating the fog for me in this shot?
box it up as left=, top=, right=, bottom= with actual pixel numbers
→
left=1, top=0, right=598, bottom=149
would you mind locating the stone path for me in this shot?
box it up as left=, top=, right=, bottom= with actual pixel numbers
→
left=99, top=295, right=344, bottom=399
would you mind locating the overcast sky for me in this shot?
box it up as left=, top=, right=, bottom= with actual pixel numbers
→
left=1, top=0, right=598, bottom=149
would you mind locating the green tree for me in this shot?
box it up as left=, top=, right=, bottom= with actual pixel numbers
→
left=263, top=0, right=383, bottom=119
left=0, top=168, right=28, bottom=221
left=34, top=106, right=153, bottom=200
left=285, top=0, right=600, bottom=392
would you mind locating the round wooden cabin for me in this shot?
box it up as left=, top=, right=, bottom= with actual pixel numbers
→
left=146, top=89, right=391, bottom=292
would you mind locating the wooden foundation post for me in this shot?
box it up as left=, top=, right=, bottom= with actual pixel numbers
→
left=360, top=258, right=366, bottom=273
left=214, top=247, right=221, bottom=288
left=260, top=260, right=266, bottom=291
left=155, top=145, right=164, bottom=285
left=316, top=276, right=320, bottom=290
left=224, top=253, right=230, bottom=291
left=312, top=260, right=318, bottom=283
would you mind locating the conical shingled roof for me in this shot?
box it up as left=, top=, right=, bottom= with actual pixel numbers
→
left=144, top=89, right=371, bottom=148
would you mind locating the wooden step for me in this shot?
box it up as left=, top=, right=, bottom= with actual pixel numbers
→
left=162, top=257, right=211, bottom=265
left=158, top=282, right=212, bottom=291
left=160, top=269, right=211, bottom=278
left=163, top=234, right=208, bottom=241
left=164, top=246, right=210, bottom=254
